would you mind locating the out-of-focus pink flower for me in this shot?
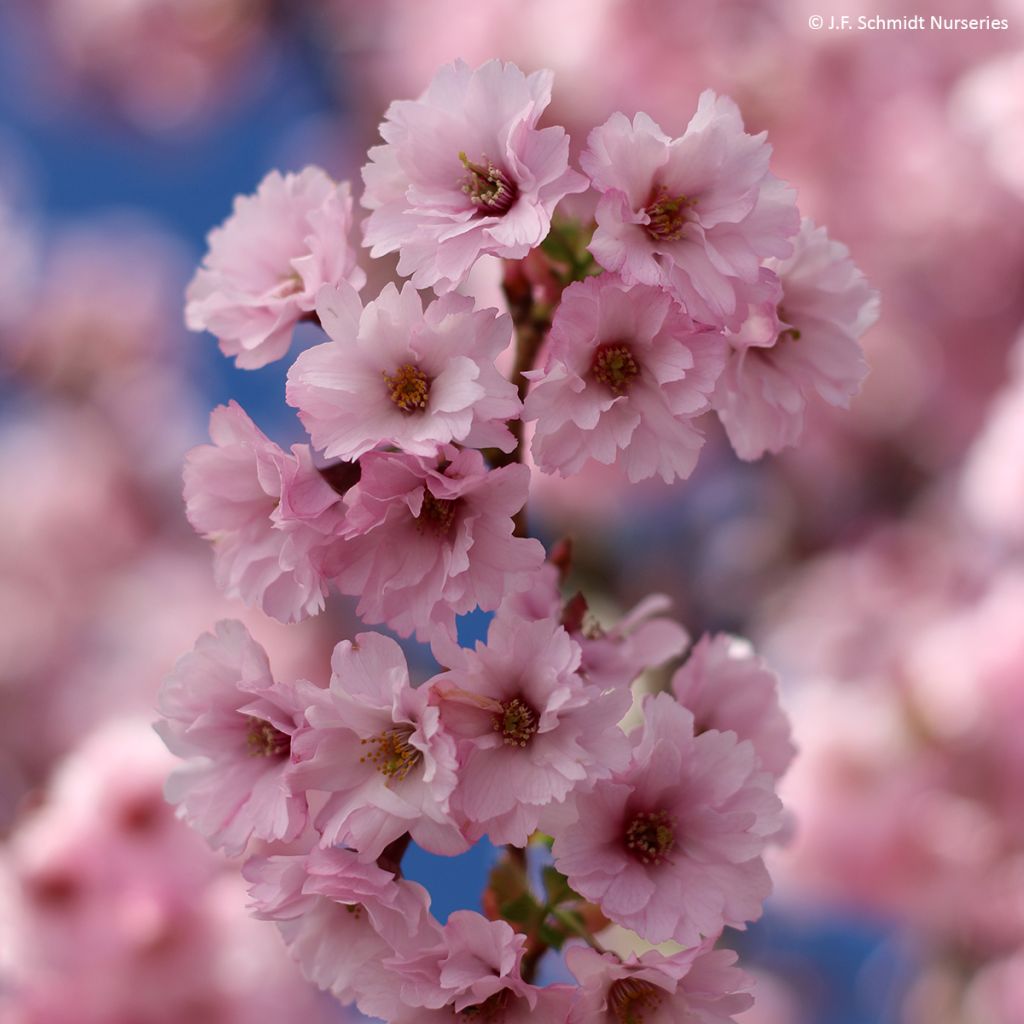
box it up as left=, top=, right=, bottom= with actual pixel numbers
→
left=524, top=274, right=727, bottom=483
left=361, top=59, right=588, bottom=292
left=155, top=620, right=311, bottom=855
left=961, top=336, right=1024, bottom=546
left=672, top=633, right=796, bottom=778
left=713, top=218, right=878, bottom=460
left=244, top=845, right=438, bottom=1017
left=432, top=612, right=630, bottom=845
left=566, top=942, right=754, bottom=1024
left=335, top=446, right=544, bottom=641
left=186, top=167, right=365, bottom=369
left=33, top=0, right=271, bottom=132
left=183, top=401, right=348, bottom=624
left=5, top=718, right=332, bottom=1024
left=581, top=95, right=799, bottom=330
left=287, top=280, right=520, bottom=459
left=289, top=632, right=466, bottom=859
left=552, top=693, right=782, bottom=946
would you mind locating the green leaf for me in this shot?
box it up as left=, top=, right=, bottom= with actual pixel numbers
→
left=499, top=892, right=540, bottom=927
left=541, top=865, right=575, bottom=907
left=537, top=922, right=566, bottom=950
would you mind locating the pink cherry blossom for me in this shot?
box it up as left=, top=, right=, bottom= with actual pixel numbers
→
left=287, top=280, right=521, bottom=460
left=183, top=401, right=349, bottom=623
left=185, top=167, right=365, bottom=368
left=334, top=445, right=544, bottom=641
left=288, top=631, right=466, bottom=860
left=581, top=95, right=799, bottom=329
left=552, top=692, right=782, bottom=946
left=244, top=845, right=439, bottom=1018
left=566, top=943, right=754, bottom=1024
left=154, top=620, right=312, bottom=856
left=500, top=564, right=689, bottom=689
left=712, top=218, right=879, bottom=460
left=362, top=59, right=588, bottom=292
left=523, top=274, right=728, bottom=483
left=432, top=611, right=631, bottom=845
left=388, top=911, right=576, bottom=1023
left=672, top=633, right=796, bottom=778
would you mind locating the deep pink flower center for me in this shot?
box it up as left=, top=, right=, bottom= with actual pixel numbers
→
left=459, top=152, right=519, bottom=216
left=359, top=726, right=422, bottom=783
left=246, top=717, right=290, bottom=758
left=418, top=490, right=459, bottom=536
left=492, top=697, right=539, bottom=748
left=608, top=977, right=664, bottom=1024
left=457, top=987, right=513, bottom=1022
left=592, top=343, right=640, bottom=395
left=624, top=809, right=676, bottom=865
left=384, top=363, right=431, bottom=413
left=643, top=186, right=694, bottom=242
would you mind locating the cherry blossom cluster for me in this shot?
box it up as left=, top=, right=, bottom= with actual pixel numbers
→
left=159, top=58, right=873, bottom=1023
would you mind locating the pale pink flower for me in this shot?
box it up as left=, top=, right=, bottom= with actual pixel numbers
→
left=183, top=401, right=348, bottom=623
left=523, top=274, right=727, bottom=483
left=287, top=280, right=520, bottom=460
left=566, top=943, right=754, bottom=1024
left=672, top=633, right=796, bottom=778
left=335, top=446, right=544, bottom=641
left=185, top=167, right=365, bottom=368
left=388, top=911, right=576, bottom=1023
left=501, top=564, right=689, bottom=689
left=552, top=692, right=782, bottom=946
left=288, top=632, right=466, bottom=860
left=361, top=59, right=588, bottom=292
left=244, top=846, right=438, bottom=1017
left=433, top=611, right=631, bottom=845
left=581, top=95, right=799, bottom=329
left=713, top=218, right=878, bottom=460
left=154, top=620, right=311, bottom=856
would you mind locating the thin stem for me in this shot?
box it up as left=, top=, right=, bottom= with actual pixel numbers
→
left=551, top=907, right=606, bottom=952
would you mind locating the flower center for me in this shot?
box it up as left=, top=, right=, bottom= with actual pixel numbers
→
left=608, top=978, right=664, bottom=1024
left=360, top=727, right=422, bottom=783
left=384, top=364, right=430, bottom=413
left=459, top=152, right=519, bottom=216
left=246, top=717, right=290, bottom=758
left=592, top=343, right=640, bottom=395
left=624, top=810, right=676, bottom=865
left=458, top=988, right=513, bottom=1022
left=493, top=697, right=539, bottom=747
left=644, top=186, right=694, bottom=242
left=418, top=489, right=458, bottom=535
left=776, top=306, right=802, bottom=343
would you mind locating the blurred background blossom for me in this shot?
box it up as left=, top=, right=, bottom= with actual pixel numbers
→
left=1, top=1, right=1023, bottom=1022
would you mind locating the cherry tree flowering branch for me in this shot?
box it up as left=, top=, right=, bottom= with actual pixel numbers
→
left=160, top=56, right=878, bottom=1024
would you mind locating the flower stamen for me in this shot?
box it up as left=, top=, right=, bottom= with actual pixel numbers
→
left=418, top=490, right=458, bottom=535
left=592, top=344, right=640, bottom=395
left=246, top=717, right=290, bottom=758
left=360, top=727, right=422, bottom=784
left=384, top=364, right=430, bottom=413
left=459, top=152, right=519, bottom=216
left=492, top=697, right=539, bottom=748
left=624, top=809, right=676, bottom=865
left=608, top=977, right=664, bottom=1024
left=644, top=186, right=695, bottom=242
